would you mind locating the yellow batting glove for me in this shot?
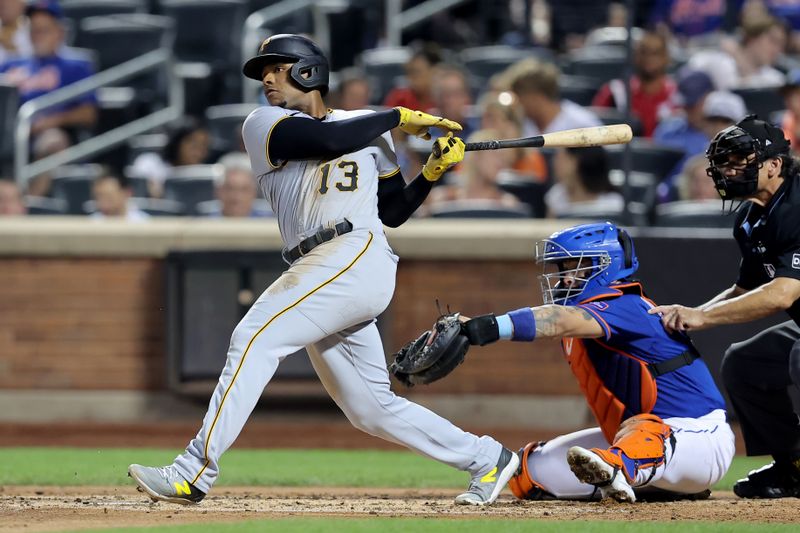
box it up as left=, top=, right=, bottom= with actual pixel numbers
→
left=422, top=133, right=465, bottom=182
left=395, top=106, right=462, bottom=140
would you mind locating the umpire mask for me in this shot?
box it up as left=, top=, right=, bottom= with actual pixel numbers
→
left=706, top=115, right=790, bottom=200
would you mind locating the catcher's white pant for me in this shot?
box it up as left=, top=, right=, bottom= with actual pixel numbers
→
left=527, top=409, right=735, bottom=498
left=173, top=227, right=501, bottom=493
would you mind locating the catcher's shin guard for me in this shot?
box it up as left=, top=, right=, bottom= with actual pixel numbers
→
left=590, top=413, right=673, bottom=484
left=508, top=441, right=554, bottom=500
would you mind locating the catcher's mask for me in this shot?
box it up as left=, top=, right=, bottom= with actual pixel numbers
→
left=242, top=33, right=330, bottom=96
left=706, top=115, right=789, bottom=200
left=534, top=222, right=638, bottom=306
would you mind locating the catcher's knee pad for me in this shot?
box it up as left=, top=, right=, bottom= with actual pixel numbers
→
left=592, top=413, right=673, bottom=483
left=508, top=441, right=554, bottom=500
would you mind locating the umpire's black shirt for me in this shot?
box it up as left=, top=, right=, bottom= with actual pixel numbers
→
left=733, top=172, right=800, bottom=325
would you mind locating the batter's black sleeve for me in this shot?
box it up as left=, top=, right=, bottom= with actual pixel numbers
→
left=377, top=170, right=433, bottom=228
left=268, top=109, right=400, bottom=163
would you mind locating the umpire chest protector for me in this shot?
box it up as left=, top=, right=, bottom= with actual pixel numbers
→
left=562, top=282, right=700, bottom=443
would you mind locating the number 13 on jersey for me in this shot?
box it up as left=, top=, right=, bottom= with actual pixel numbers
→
left=319, top=160, right=359, bottom=194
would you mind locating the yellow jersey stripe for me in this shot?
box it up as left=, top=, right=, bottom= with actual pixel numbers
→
left=378, top=167, right=401, bottom=179
left=191, top=231, right=375, bottom=485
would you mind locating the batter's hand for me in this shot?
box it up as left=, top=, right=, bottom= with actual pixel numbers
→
left=422, top=133, right=465, bottom=182
left=648, top=304, right=706, bottom=333
left=395, top=106, right=462, bottom=140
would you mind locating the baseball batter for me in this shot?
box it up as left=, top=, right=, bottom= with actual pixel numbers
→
left=454, top=222, right=734, bottom=501
left=128, top=34, right=519, bottom=506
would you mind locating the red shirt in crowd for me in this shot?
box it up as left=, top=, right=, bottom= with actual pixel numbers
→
left=382, top=87, right=434, bottom=112
left=592, top=76, right=677, bottom=137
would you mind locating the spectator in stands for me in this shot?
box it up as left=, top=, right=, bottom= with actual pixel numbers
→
left=592, top=31, right=676, bottom=138
left=382, top=42, right=441, bottom=112
left=478, top=91, right=548, bottom=182
left=649, top=0, right=732, bottom=45
left=0, top=178, right=26, bottom=215
left=687, top=15, right=786, bottom=90
left=674, top=153, right=720, bottom=202
left=0, top=1, right=97, bottom=139
left=333, top=68, right=371, bottom=111
left=0, top=0, right=31, bottom=64
left=26, top=126, right=70, bottom=197
left=431, top=64, right=476, bottom=139
left=510, top=60, right=601, bottom=137
left=701, top=90, right=747, bottom=140
left=129, top=117, right=211, bottom=197
left=424, top=129, right=523, bottom=212
left=91, top=171, right=149, bottom=221
left=545, top=146, right=623, bottom=218
left=780, top=68, right=800, bottom=152
left=653, top=69, right=715, bottom=182
left=208, top=152, right=271, bottom=218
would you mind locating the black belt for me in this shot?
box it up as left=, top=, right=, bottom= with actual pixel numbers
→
left=647, top=343, right=701, bottom=378
left=285, top=219, right=353, bottom=263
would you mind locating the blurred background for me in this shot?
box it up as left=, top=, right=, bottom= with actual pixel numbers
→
left=1, top=0, right=796, bottom=448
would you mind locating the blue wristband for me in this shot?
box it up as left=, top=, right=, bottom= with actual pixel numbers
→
left=496, top=314, right=513, bottom=340
left=508, top=308, right=536, bottom=342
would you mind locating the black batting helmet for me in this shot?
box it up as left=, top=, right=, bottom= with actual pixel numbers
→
left=706, top=115, right=790, bottom=198
left=242, top=34, right=329, bottom=95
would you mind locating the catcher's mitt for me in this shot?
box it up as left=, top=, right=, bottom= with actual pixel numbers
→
left=388, top=313, right=470, bottom=387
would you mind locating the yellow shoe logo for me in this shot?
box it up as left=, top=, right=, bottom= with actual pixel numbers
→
left=174, top=480, right=191, bottom=495
left=480, top=467, right=498, bottom=483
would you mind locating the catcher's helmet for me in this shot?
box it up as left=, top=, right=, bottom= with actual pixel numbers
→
left=534, top=222, right=638, bottom=306
left=706, top=115, right=790, bottom=199
left=243, top=34, right=329, bottom=95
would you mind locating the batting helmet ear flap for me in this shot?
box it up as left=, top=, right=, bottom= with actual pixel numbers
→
left=617, top=229, right=633, bottom=270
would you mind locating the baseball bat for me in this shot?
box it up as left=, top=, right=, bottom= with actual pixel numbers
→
left=433, top=124, right=633, bottom=157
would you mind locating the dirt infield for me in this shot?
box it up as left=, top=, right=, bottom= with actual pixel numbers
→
left=2, top=486, right=799, bottom=532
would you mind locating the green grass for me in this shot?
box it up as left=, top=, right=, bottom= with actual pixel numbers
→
left=62, top=520, right=800, bottom=533
left=0, top=448, right=769, bottom=490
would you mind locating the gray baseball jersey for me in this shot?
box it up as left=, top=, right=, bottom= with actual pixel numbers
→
left=173, top=106, right=503, bottom=494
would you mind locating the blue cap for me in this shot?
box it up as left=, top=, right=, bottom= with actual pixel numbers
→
left=26, top=0, right=64, bottom=20
left=676, top=69, right=715, bottom=107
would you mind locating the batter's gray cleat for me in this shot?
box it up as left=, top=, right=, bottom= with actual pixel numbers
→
left=128, top=464, right=205, bottom=505
left=567, top=446, right=636, bottom=503
left=454, top=447, right=520, bottom=506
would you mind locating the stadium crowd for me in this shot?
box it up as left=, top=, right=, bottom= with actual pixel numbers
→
left=1, top=0, right=799, bottom=226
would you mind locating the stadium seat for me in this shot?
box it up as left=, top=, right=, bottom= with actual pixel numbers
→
left=564, top=56, right=629, bottom=84
left=732, top=87, right=784, bottom=123
left=584, top=26, right=644, bottom=49
left=127, top=175, right=151, bottom=198
left=605, top=140, right=685, bottom=182
left=428, top=199, right=532, bottom=219
left=77, top=14, right=174, bottom=113
left=555, top=206, right=627, bottom=226
left=160, top=0, right=248, bottom=108
left=63, top=0, right=146, bottom=44
left=460, top=45, right=555, bottom=87
left=162, top=165, right=222, bottom=215
left=0, top=82, right=18, bottom=169
left=195, top=198, right=273, bottom=217
left=83, top=197, right=186, bottom=217
left=126, top=133, right=168, bottom=165
left=357, top=47, right=411, bottom=105
left=495, top=170, right=549, bottom=218
left=24, top=196, right=68, bottom=216
left=559, top=75, right=600, bottom=106
left=205, top=103, right=260, bottom=157
left=654, top=200, right=731, bottom=228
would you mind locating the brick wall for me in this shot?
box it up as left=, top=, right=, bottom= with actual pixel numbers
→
left=0, top=258, right=166, bottom=390
left=0, top=256, right=579, bottom=396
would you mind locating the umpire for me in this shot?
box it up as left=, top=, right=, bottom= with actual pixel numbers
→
left=650, top=115, right=800, bottom=499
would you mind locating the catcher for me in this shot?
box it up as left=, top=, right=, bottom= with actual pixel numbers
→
left=391, top=222, right=735, bottom=502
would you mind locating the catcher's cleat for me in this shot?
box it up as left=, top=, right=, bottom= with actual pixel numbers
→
left=567, top=446, right=636, bottom=503
left=128, top=464, right=205, bottom=505
left=733, top=461, right=800, bottom=499
left=454, top=447, right=520, bottom=506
